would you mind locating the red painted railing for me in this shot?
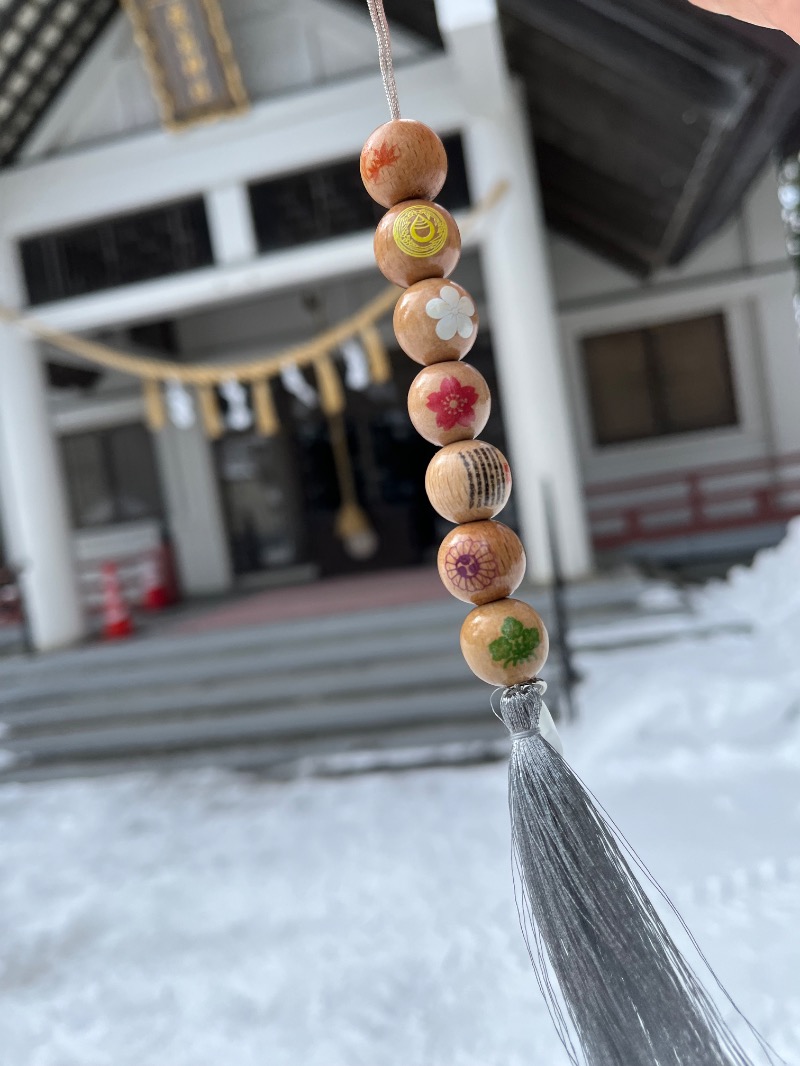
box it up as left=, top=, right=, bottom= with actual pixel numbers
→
left=586, top=451, right=800, bottom=550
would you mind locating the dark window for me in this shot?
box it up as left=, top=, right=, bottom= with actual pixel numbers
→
left=581, top=314, right=738, bottom=446
left=61, top=424, right=164, bottom=529
left=20, top=199, right=213, bottom=305
left=249, top=134, right=470, bottom=254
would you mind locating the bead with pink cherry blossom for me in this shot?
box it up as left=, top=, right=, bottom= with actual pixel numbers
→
left=407, top=362, right=490, bottom=446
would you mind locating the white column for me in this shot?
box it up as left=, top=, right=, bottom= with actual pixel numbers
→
left=436, top=0, right=593, bottom=581
left=205, top=184, right=259, bottom=266
left=0, top=415, right=21, bottom=563
left=0, top=314, right=86, bottom=649
left=153, top=419, right=233, bottom=596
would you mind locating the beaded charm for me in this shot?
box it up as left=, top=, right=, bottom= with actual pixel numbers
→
left=360, top=119, right=447, bottom=208
left=425, top=440, right=511, bottom=523
left=437, top=520, right=525, bottom=607
left=362, top=4, right=773, bottom=1065
left=407, top=362, right=491, bottom=446
left=394, top=279, right=479, bottom=364
left=374, top=199, right=461, bottom=287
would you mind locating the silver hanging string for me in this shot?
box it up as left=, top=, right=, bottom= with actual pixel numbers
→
left=366, top=0, right=401, bottom=120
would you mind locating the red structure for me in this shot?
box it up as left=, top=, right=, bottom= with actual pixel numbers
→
left=588, top=452, right=800, bottom=551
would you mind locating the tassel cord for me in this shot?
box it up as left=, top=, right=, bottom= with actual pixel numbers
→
left=529, top=737, right=780, bottom=1063
left=563, top=760, right=783, bottom=1066
left=511, top=752, right=639, bottom=1059
left=500, top=683, right=779, bottom=1066
left=507, top=731, right=618, bottom=1065
left=511, top=846, right=582, bottom=1065
left=509, top=736, right=758, bottom=1064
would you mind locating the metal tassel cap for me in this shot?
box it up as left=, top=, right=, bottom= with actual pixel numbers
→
left=498, top=681, right=545, bottom=738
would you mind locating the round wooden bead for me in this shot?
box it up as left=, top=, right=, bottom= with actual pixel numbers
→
left=460, top=598, right=549, bottom=687
left=374, top=200, right=461, bottom=288
left=360, top=120, right=447, bottom=209
left=394, top=279, right=479, bottom=365
left=408, top=363, right=490, bottom=446
left=425, top=439, right=512, bottom=523
left=437, top=521, right=526, bottom=606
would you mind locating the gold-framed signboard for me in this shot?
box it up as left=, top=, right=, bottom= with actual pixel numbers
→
left=123, top=0, right=249, bottom=130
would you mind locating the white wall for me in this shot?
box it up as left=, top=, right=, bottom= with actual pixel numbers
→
left=21, top=0, right=430, bottom=164
left=551, top=162, right=800, bottom=484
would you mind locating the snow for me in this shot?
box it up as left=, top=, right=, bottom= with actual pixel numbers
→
left=695, top=515, right=800, bottom=630
left=2, top=535, right=800, bottom=1064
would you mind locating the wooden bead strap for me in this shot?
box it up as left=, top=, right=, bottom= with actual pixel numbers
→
left=360, top=92, right=549, bottom=691
left=358, top=12, right=773, bottom=1066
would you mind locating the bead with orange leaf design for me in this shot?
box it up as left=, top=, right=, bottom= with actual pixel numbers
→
left=360, top=120, right=448, bottom=208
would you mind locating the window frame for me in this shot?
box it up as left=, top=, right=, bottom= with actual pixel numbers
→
left=60, top=422, right=165, bottom=531
left=580, top=312, right=739, bottom=447
left=19, top=197, right=214, bottom=306
left=560, top=295, right=766, bottom=486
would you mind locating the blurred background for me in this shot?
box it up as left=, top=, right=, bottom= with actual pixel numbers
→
left=0, top=1, right=799, bottom=1063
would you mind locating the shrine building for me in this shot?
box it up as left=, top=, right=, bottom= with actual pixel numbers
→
left=2, top=0, right=800, bottom=649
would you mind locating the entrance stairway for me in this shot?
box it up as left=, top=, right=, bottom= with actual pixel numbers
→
left=0, top=576, right=695, bottom=782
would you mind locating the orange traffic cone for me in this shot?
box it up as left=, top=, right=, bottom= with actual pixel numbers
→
left=101, top=562, right=134, bottom=639
left=141, top=547, right=170, bottom=610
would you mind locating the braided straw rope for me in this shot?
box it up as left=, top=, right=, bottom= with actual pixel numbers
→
left=0, top=287, right=400, bottom=385
left=0, top=182, right=507, bottom=386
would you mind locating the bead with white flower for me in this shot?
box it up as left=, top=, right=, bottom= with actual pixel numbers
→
left=394, top=278, right=479, bottom=365
left=425, top=285, right=476, bottom=341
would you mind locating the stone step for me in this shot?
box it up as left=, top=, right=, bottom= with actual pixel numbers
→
left=0, top=598, right=467, bottom=683
left=0, top=571, right=671, bottom=681
left=0, top=600, right=694, bottom=709
left=3, top=651, right=517, bottom=733
left=0, top=572, right=680, bottom=783
left=2, top=681, right=501, bottom=767
left=0, top=717, right=510, bottom=784
left=0, top=623, right=468, bottom=708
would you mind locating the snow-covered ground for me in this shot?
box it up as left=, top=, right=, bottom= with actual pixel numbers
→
left=3, top=530, right=800, bottom=1065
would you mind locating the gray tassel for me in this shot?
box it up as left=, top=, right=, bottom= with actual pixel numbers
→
left=498, top=681, right=779, bottom=1066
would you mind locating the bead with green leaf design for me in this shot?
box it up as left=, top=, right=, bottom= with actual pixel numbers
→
left=460, top=598, right=549, bottom=687
left=489, top=616, right=540, bottom=668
